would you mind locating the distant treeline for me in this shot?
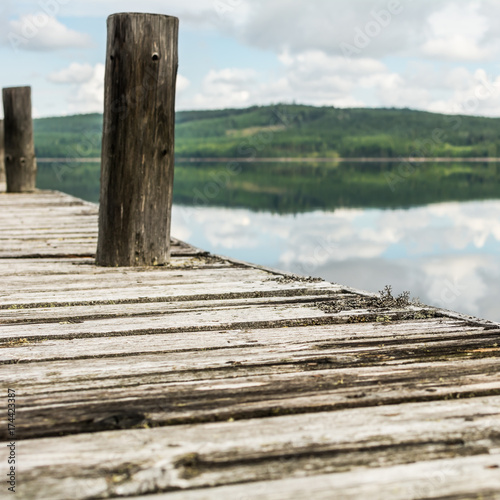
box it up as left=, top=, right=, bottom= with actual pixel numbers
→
left=33, top=105, right=500, bottom=160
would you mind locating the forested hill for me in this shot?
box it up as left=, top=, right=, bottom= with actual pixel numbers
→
left=33, top=105, right=500, bottom=159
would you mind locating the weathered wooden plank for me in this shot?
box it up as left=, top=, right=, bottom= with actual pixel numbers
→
left=0, top=223, right=97, bottom=233
left=0, top=288, right=338, bottom=314
left=0, top=211, right=95, bottom=219
left=0, top=190, right=88, bottom=202
left=0, top=216, right=96, bottom=225
left=0, top=293, right=340, bottom=325
left=0, top=246, right=96, bottom=258
left=0, top=222, right=96, bottom=231
left=0, top=190, right=93, bottom=200
left=0, top=302, right=350, bottom=340
left=4, top=353, right=500, bottom=440
left=0, top=202, right=92, bottom=211
left=2, top=324, right=498, bottom=383
left=0, top=219, right=96, bottom=231
left=0, top=257, right=230, bottom=280
left=0, top=266, right=265, bottom=291
left=0, top=277, right=339, bottom=308
left=134, top=454, right=500, bottom=500
left=2, top=319, right=497, bottom=380
left=0, top=205, right=96, bottom=215
left=5, top=329, right=498, bottom=386
left=0, top=215, right=96, bottom=224
left=0, top=245, right=206, bottom=259
left=0, top=319, right=494, bottom=362
left=0, top=292, right=441, bottom=341
left=0, top=271, right=328, bottom=298
left=3, top=350, right=496, bottom=405
left=2, top=321, right=499, bottom=441
left=0, top=250, right=204, bottom=260
left=0, top=229, right=98, bottom=238
left=11, top=353, right=500, bottom=399
left=11, top=397, right=500, bottom=499
left=0, top=226, right=97, bottom=235
left=0, top=231, right=192, bottom=243
left=1, top=237, right=97, bottom=247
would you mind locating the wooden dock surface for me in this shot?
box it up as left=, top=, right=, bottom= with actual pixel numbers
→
left=1, top=189, right=500, bottom=499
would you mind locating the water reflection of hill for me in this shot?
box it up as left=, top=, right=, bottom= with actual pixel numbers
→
left=37, top=161, right=500, bottom=212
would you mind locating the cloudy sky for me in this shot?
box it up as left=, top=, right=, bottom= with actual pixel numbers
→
left=2, top=0, right=500, bottom=117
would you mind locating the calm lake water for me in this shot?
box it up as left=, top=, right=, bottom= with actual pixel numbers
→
left=172, top=201, right=500, bottom=323
left=37, top=161, right=500, bottom=323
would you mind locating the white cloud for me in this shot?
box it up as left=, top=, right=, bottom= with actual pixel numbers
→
left=7, top=15, right=93, bottom=51
left=177, top=74, right=191, bottom=92
left=67, top=63, right=105, bottom=114
left=183, top=52, right=398, bottom=110
left=422, top=35, right=491, bottom=62
left=24, top=0, right=497, bottom=63
left=178, top=43, right=500, bottom=115
left=48, top=63, right=96, bottom=84
left=279, top=52, right=393, bottom=106
left=426, top=69, right=500, bottom=116
left=212, top=0, right=429, bottom=59
left=8, top=1, right=500, bottom=63
left=191, top=68, right=257, bottom=109
left=215, top=0, right=500, bottom=63
left=422, top=2, right=493, bottom=61
left=275, top=201, right=500, bottom=273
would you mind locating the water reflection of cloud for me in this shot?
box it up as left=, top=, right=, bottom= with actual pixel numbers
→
left=315, top=255, right=500, bottom=322
left=171, top=201, right=500, bottom=322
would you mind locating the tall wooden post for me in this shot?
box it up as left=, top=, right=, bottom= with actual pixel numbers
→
left=0, top=120, right=5, bottom=185
left=96, top=13, right=179, bottom=267
left=2, top=87, right=37, bottom=193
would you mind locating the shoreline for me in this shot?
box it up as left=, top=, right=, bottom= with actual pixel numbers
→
left=37, top=156, right=500, bottom=164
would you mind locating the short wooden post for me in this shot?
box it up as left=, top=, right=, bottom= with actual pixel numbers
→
left=0, top=119, right=5, bottom=185
left=96, top=13, right=179, bottom=267
left=2, top=87, right=37, bottom=193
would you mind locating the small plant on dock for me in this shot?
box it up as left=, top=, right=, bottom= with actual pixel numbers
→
left=378, top=285, right=412, bottom=308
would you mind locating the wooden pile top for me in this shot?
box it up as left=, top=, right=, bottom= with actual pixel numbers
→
left=1, top=190, right=499, bottom=499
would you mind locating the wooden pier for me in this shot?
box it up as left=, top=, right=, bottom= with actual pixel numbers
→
left=1, top=188, right=500, bottom=499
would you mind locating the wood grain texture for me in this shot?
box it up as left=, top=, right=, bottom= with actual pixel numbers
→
left=2, top=86, right=37, bottom=192
left=97, top=13, right=179, bottom=266
left=9, top=397, right=500, bottom=499
left=1, top=190, right=499, bottom=499
left=0, top=317, right=486, bottom=358
left=3, top=352, right=500, bottom=440
left=0, top=270, right=339, bottom=308
left=133, top=453, right=500, bottom=500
